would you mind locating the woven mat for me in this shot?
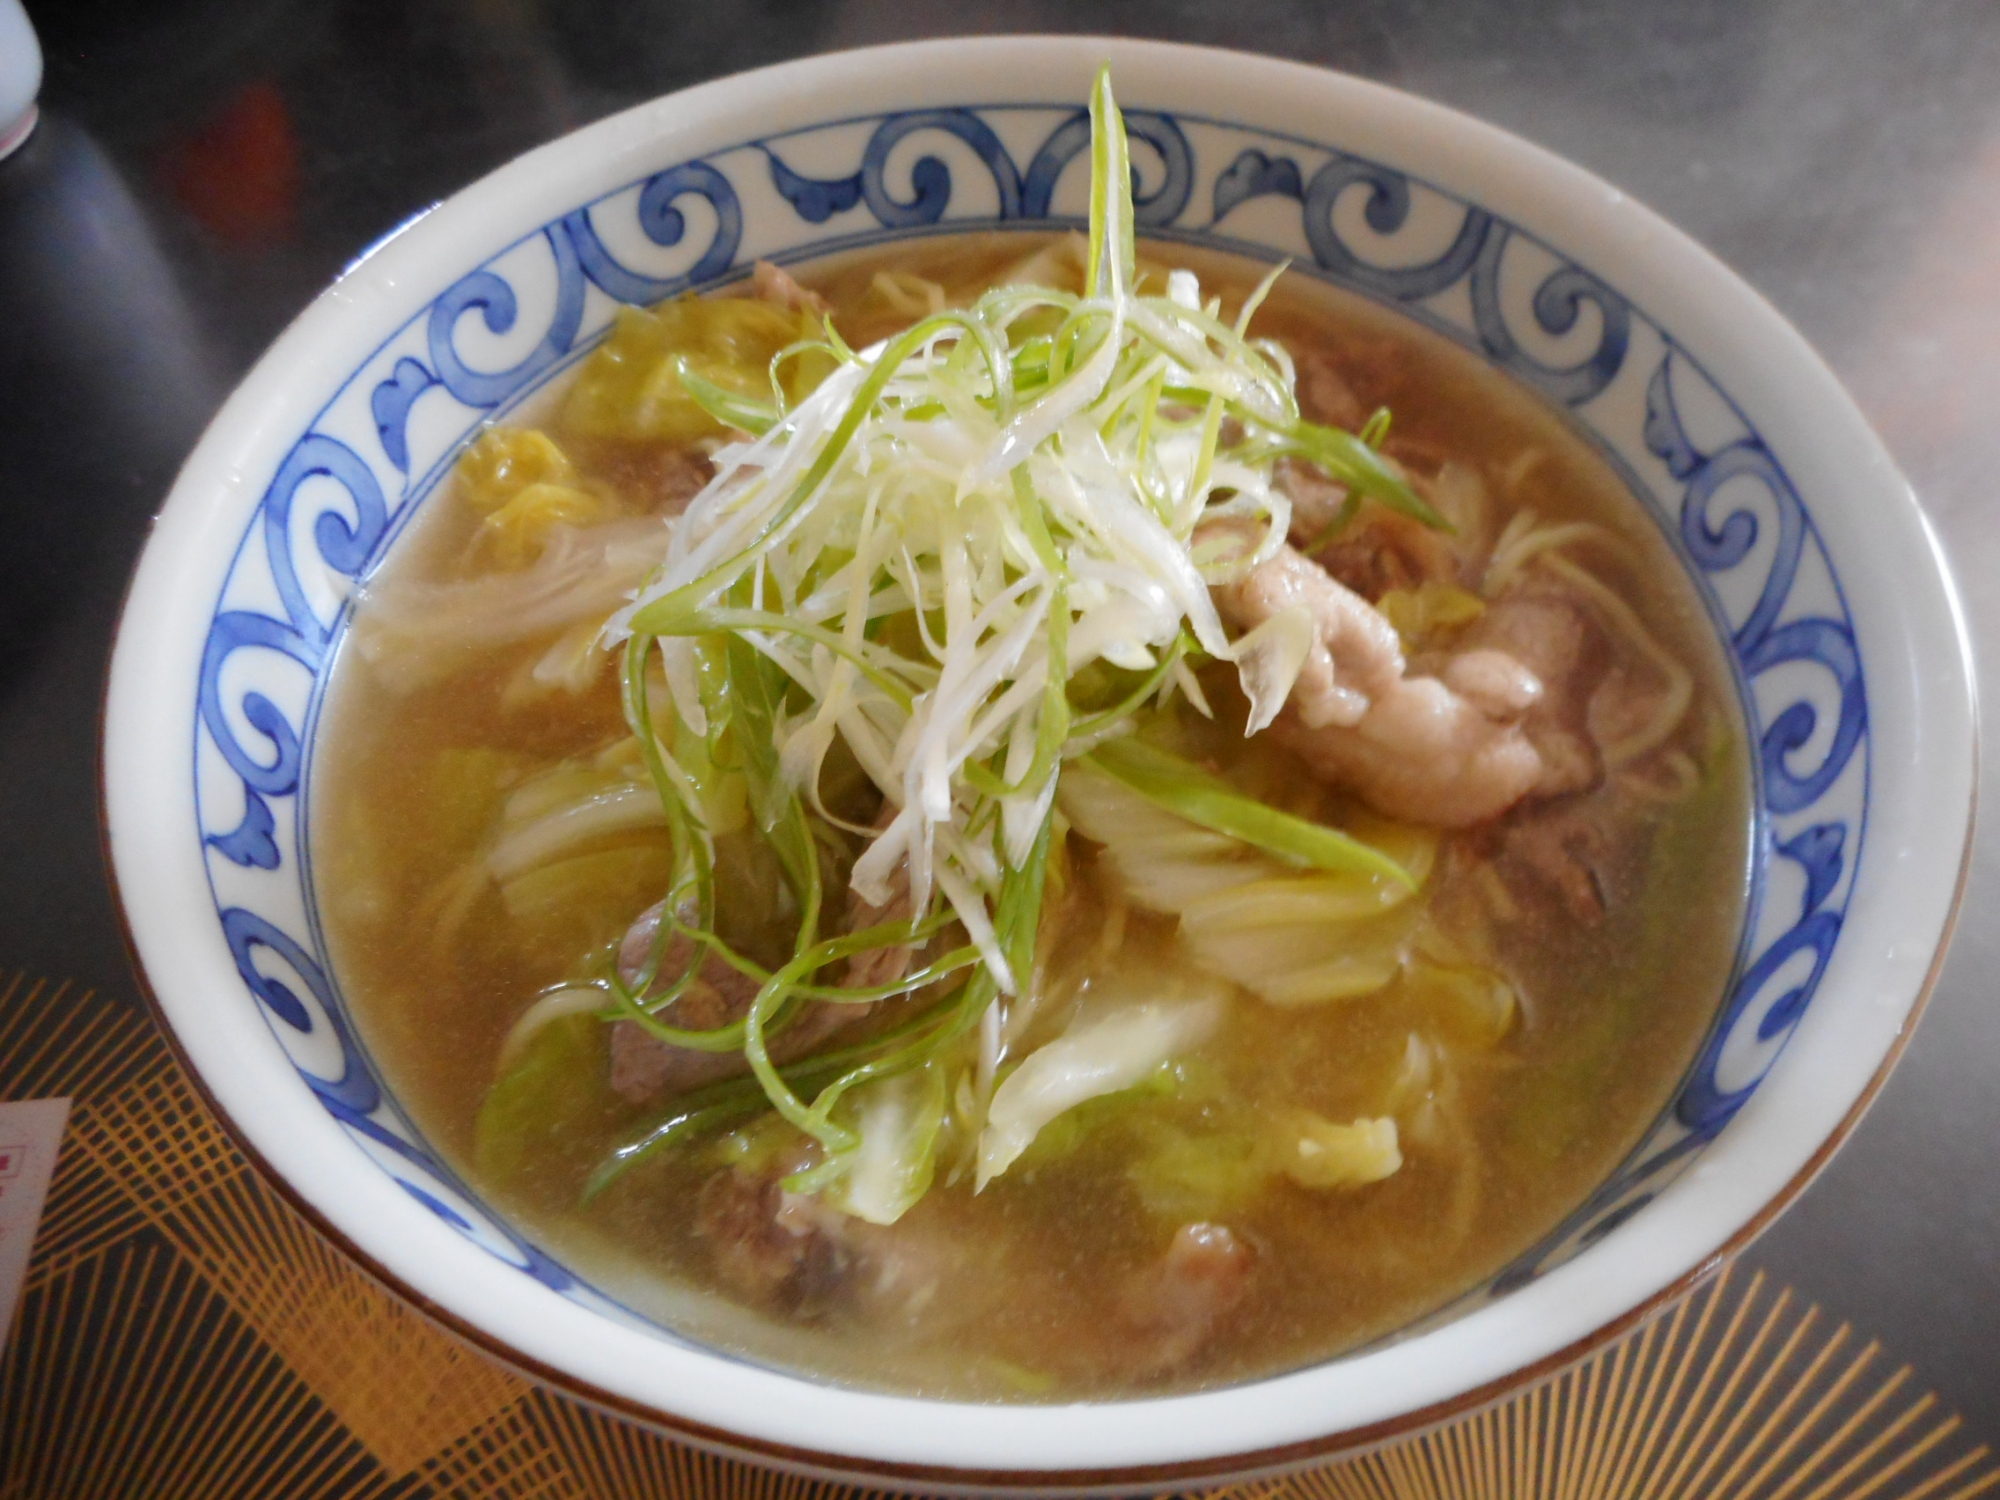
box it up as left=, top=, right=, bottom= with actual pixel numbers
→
left=1, top=971, right=1993, bottom=1500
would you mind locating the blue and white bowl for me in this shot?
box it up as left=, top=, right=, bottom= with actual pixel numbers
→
left=102, top=37, right=1975, bottom=1490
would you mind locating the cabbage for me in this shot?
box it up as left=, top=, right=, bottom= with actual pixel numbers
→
left=1127, top=1118, right=1269, bottom=1219
left=826, top=1064, right=948, bottom=1225
left=1059, top=760, right=1433, bottom=1005
left=1376, top=581, right=1485, bottom=650
left=977, top=988, right=1223, bottom=1188
left=352, top=517, right=663, bottom=693
left=1266, top=1110, right=1402, bottom=1189
left=562, top=297, right=820, bottom=446
left=486, top=747, right=672, bottom=881
left=474, top=1012, right=605, bottom=1185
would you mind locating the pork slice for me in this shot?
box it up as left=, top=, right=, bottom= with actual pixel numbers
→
left=1292, top=348, right=1366, bottom=431
left=609, top=869, right=893, bottom=1105
left=1207, top=522, right=1546, bottom=828
left=1277, top=458, right=1462, bottom=600
left=697, top=1166, right=855, bottom=1317
left=608, top=898, right=764, bottom=1102
left=580, top=442, right=713, bottom=516
left=609, top=988, right=754, bottom=1100
left=1206, top=518, right=1404, bottom=729
left=1465, top=580, right=1608, bottom=801
left=751, top=260, right=830, bottom=315
left=1275, top=457, right=1350, bottom=544
left=695, top=1163, right=953, bottom=1322
left=1494, top=795, right=1634, bottom=926
left=1115, top=1222, right=1257, bottom=1378
left=843, top=835, right=915, bottom=992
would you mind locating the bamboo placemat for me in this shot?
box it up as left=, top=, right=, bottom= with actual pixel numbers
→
left=1, top=970, right=1993, bottom=1500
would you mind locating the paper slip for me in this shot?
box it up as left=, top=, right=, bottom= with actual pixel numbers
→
left=0, top=1097, right=70, bottom=1345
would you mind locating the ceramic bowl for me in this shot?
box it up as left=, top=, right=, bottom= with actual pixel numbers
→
left=102, top=35, right=1975, bottom=1492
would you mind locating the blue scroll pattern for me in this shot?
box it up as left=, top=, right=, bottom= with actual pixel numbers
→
left=196, top=101, right=1864, bottom=1319
left=1486, top=354, right=1864, bottom=1296
left=1215, top=144, right=1631, bottom=406
left=760, top=107, right=1193, bottom=236
left=1652, top=356, right=1863, bottom=1125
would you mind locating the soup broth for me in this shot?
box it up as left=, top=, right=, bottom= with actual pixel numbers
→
left=314, top=229, right=1748, bottom=1400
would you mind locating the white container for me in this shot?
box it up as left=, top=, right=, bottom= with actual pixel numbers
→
left=102, top=37, right=1975, bottom=1492
left=0, top=0, right=40, bottom=161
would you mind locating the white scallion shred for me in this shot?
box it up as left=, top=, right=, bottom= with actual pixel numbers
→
left=582, top=68, right=1430, bottom=1214
left=609, top=70, right=1306, bottom=989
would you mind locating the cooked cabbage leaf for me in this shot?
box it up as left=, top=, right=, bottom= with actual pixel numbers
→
left=977, top=988, right=1224, bottom=1188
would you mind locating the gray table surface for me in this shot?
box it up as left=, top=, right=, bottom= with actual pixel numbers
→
left=3, top=0, right=1996, bottom=1452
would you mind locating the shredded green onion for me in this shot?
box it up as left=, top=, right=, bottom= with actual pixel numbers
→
left=577, top=65, right=1439, bottom=1211
left=1083, top=736, right=1414, bottom=889
left=674, top=356, right=780, bottom=435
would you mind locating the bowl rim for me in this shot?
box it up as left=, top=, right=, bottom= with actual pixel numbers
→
left=99, top=32, right=1978, bottom=1490
left=98, top=899, right=1975, bottom=1492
